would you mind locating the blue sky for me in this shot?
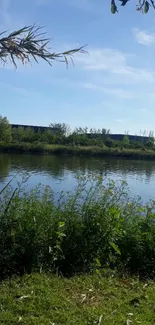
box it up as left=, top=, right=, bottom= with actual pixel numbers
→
left=1, top=0, right=155, bottom=134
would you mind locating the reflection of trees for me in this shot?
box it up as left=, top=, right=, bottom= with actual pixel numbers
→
left=10, top=154, right=66, bottom=179
left=87, top=158, right=155, bottom=184
left=7, top=154, right=155, bottom=184
left=106, top=159, right=155, bottom=183
left=0, top=154, right=11, bottom=182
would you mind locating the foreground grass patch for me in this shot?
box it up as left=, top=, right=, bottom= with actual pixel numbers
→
left=0, top=273, right=155, bottom=325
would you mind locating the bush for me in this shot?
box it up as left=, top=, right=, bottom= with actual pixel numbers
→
left=0, top=177, right=155, bottom=279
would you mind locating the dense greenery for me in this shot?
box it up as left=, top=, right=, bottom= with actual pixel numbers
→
left=1, top=273, right=155, bottom=324
left=1, top=176, right=155, bottom=280
left=0, top=116, right=155, bottom=154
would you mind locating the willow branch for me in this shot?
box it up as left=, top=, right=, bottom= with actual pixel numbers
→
left=0, top=25, right=86, bottom=68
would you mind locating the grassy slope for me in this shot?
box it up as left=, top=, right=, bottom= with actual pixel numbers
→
left=1, top=142, right=155, bottom=159
left=0, top=273, right=155, bottom=325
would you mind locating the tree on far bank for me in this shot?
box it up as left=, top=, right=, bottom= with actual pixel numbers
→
left=49, top=123, right=71, bottom=137
left=0, top=116, right=12, bottom=143
left=122, top=135, right=130, bottom=147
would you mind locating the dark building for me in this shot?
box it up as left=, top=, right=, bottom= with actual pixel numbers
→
left=87, top=133, right=150, bottom=143
left=109, top=134, right=149, bottom=143
left=11, top=124, right=58, bottom=134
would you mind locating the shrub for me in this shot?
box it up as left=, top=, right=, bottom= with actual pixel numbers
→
left=0, top=177, right=155, bottom=279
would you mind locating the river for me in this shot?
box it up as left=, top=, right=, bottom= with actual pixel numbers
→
left=0, top=153, right=155, bottom=202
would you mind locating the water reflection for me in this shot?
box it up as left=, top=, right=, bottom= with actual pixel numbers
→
left=0, top=154, right=11, bottom=182
left=5, top=154, right=155, bottom=180
left=0, top=153, right=155, bottom=201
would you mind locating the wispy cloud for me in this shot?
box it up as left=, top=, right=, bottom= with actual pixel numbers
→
left=35, top=0, right=104, bottom=16
left=103, top=87, right=135, bottom=99
left=116, top=119, right=124, bottom=124
left=133, top=28, right=155, bottom=46
left=0, top=82, right=40, bottom=98
left=12, top=86, right=40, bottom=98
left=36, top=0, right=96, bottom=13
left=35, top=0, right=51, bottom=5
left=0, top=0, right=11, bottom=28
left=63, top=0, right=101, bottom=14
left=43, top=45, right=155, bottom=101
left=139, top=108, right=149, bottom=113
left=76, top=48, right=155, bottom=84
left=82, top=82, right=137, bottom=99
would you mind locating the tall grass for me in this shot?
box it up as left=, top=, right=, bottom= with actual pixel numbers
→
left=0, top=175, right=155, bottom=280
left=1, top=142, right=155, bottom=159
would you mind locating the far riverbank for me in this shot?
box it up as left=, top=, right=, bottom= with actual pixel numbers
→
left=1, top=142, right=155, bottom=160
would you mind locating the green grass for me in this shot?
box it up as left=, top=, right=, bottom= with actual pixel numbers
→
left=0, top=273, right=155, bottom=324
left=1, top=141, right=155, bottom=159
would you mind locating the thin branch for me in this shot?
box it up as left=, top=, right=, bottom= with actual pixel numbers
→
left=137, top=0, right=146, bottom=10
left=150, top=0, right=155, bottom=9
left=0, top=25, right=86, bottom=68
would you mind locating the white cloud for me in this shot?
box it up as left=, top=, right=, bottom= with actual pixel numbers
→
left=44, top=45, right=155, bottom=101
left=82, top=82, right=136, bottom=99
left=77, top=49, right=126, bottom=71
left=116, top=119, right=124, bottom=124
left=133, top=28, right=155, bottom=46
left=75, top=48, right=155, bottom=84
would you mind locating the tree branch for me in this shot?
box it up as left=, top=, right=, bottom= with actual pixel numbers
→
left=0, top=25, right=86, bottom=68
left=112, top=0, right=155, bottom=12
left=150, top=0, right=155, bottom=9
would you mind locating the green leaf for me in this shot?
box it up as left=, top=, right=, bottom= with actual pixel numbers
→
left=58, top=221, right=65, bottom=228
left=110, top=242, right=121, bottom=255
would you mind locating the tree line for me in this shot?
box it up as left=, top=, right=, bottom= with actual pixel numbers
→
left=0, top=115, right=154, bottom=150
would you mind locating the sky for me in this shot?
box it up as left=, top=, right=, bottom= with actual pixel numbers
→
left=1, top=0, right=155, bottom=134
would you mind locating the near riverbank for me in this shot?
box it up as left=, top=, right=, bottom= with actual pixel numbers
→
left=1, top=177, right=155, bottom=280
left=1, top=142, right=155, bottom=159
left=1, top=175, right=155, bottom=324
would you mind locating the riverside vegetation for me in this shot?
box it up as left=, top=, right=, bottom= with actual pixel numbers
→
left=1, top=115, right=155, bottom=158
left=1, top=176, right=155, bottom=323
left=1, top=175, right=155, bottom=280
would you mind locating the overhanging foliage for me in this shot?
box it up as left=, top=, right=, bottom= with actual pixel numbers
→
left=0, top=25, right=86, bottom=68
left=111, top=0, right=155, bottom=14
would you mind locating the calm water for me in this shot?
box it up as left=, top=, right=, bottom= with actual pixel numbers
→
left=0, top=153, right=155, bottom=202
